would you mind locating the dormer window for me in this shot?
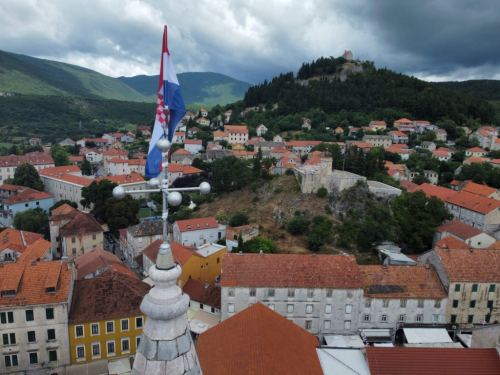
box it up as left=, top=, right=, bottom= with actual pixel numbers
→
left=1, top=290, right=16, bottom=298
left=46, top=287, right=56, bottom=294
left=187, top=225, right=191, bottom=229
left=197, top=224, right=200, bottom=228
left=206, top=223, right=209, bottom=227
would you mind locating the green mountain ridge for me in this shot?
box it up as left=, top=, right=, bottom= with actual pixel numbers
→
left=117, top=72, right=253, bottom=106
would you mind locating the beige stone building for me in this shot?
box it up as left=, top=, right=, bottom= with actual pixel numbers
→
left=0, top=153, right=55, bottom=182
left=362, top=135, right=392, bottom=148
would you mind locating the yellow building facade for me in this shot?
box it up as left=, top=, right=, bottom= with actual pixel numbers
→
left=180, top=245, right=226, bottom=287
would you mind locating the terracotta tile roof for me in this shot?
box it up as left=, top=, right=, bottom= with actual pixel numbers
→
left=127, top=220, right=163, bottom=237
left=490, top=158, right=500, bottom=165
left=400, top=180, right=419, bottom=191
left=221, top=253, right=364, bottom=288
left=450, top=180, right=462, bottom=186
left=387, top=169, right=400, bottom=177
left=103, top=148, right=128, bottom=156
left=0, top=153, right=54, bottom=167
left=127, top=159, right=146, bottom=166
left=350, top=142, right=374, bottom=149
left=435, top=220, right=483, bottom=239
left=96, top=173, right=145, bottom=184
left=167, top=164, right=203, bottom=175
left=175, top=131, right=185, bottom=136
left=482, top=126, right=497, bottom=133
left=51, top=203, right=77, bottom=216
left=0, top=261, right=71, bottom=307
left=224, top=125, right=249, bottom=134
left=142, top=239, right=202, bottom=266
left=414, top=183, right=458, bottom=202
left=366, top=347, right=500, bottom=375
left=83, top=148, right=102, bottom=155
left=183, top=279, right=221, bottom=309
left=414, top=120, right=430, bottom=124
left=175, top=217, right=218, bottom=232
left=438, top=147, right=455, bottom=153
left=197, top=302, right=323, bottom=375
left=466, top=156, right=488, bottom=164
left=185, top=139, right=202, bottom=144
left=303, top=156, right=322, bottom=166
left=213, top=131, right=229, bottom=137
left=17, top=238, right=52, bottom=263
left=487, top=241, right=500, bottom=250
left=59, top=211, right=103, bottom=236
left=390, top=130, right=407, bottom=137
left=133, top=153, right=148, bottom=157
left=74, top=247, right=126, bottom=279
left=386, top=163, right=405, bottom=171
left=446, top=191, right=500, bottom=214
left=359, top=265, right=447, bottom=299
left=3, top=187, right=53, bottom=204
left=0, top=228, right=42, bottom=253
left=392, top=143, right=409, bottom=149
left=467, top=147, right=487, bottom=153
left=105, top=263, right=138, bottom=280
left=433, top=150, right=451, bottom=157
left=69, top=272, right=150, bottom=324
left=394, top=118, right=413, bottom=123
left=435, top=236, right=470, bottom=250
left=38, top=165, right=81, bottom=177
left=461, top=181, right=497, bottom=197
left=107, top=157, right=127, bottom=163
left=370, top=121, right=387, bottom=125
left=173, top=148, right=191, bottom=155
left=435, top=246, right=500, bottom=282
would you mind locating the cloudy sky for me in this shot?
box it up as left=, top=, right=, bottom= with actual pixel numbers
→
left=1, top=0, right=499, bottom=84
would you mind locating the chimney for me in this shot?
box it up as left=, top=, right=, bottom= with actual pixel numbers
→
left=425, top=260, right=430, bottom=269
left=470, top=248, right=474, bottom=253
left=238, top=251, right=242, bottom=255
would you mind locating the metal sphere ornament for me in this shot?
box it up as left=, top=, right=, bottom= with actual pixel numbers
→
left=112, top=186, right=126, bottom=200
left=167, top=191, right=183, bottom=206
left=199, top=181, right=211, bottom=195
left=156, top=138, right=171, bottom=152
left=148, top=178, right=160, bottom=189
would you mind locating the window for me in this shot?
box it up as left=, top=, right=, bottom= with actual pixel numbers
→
left=228, top=304, right=234, bottom=313
left=344, top=320, right=351, bottom=330
left=72, top=248, right=76, bottom=255
left=136, top=336, right=141, bottom=348
left=326, top=289, right=333, bottom=298
left=288, top=289, right=295, bottom=298
left=432, top=315, right=440, bottom=323
left=107, top=341, right=115, bottom=355
left=29, top=352, right=38, bottom=364
left=472, top=284, right=478, bottom=292
left=287, top=304, right=294, bottom=313
left=363, top=314, right=371, bottom=322
left=489, top=284, right=496, bottom=293
left=307, top=290, right=314, bottom=298
left=91, top=323, right=99, bottom=335
left=452, top=300, right=459, bottom=308
left=122, top=338, right=130, bottom=352
left=268, top=304, right=275, bottom=311
left=48, top=350, right=57, bottom=362
left=451, top=314, right=457, bottom=323
left=27, top=331, right=36, bottom=343
left=106, top=321, right=114, bottom=333
left=217, top=257, right=220, bottom=264
left=92, top=234, right=96, bottom=240
left=47, top=329, right=56, bottom=341
left=249, top=289, right=256, bottom=297
left=418, top=300, right=424, bottom=308
left=136, top=317, right=143, bottom=329
left=455, top=284, right=461, bottom=292
left=268, top=289, right=275, bottom=297
left=400, top=299, right=406, bottom=308
left=306, top=305, right=313, bottom=314
left=324, top=320, right=331, bottom=330
left=4, top=354, right=18, bottom=367
left=92, top=343, right=100, bottom=356
left=365, top=299, right=371, bottom=308
left=435, top=300, right=441, bottom=308
left=72, top=237, right=76, bottom=244
left=415, top=314, right=423, bottom=322
left=0, top=311, right=14, bottom=324
left=468, top=315, right=474, bottom=324
left=45, top=308, right=54, bottom=320
left=121, top=319, right=129, bottom=331
left=25, top=310, right=34, bottom=321
left=325, top=304, right=332, bottom=314
left=305, top=320, right=312, bottom=330
left=470, top=300, right=476, bottom=308
left=381, top=314, right=388, bottom=322
left=399, top=314, right=406, bottom=322
left=2, top=333, right=16, bottom=345
left=75, top=326, right=84, bottom=338
left=228, top=289, right=235, bottom=297
left=487, top=300, right=494, bottom=308
left=77, top=346, right=85, bottom=359
left=345, top=305, right=352, bottom=314
left=383, top=300, right=389, bottom=308
left=200, top=303, right=204, bottom=310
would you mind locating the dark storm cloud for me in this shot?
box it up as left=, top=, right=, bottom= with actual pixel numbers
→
left=0, top=0, right=499, bottom=83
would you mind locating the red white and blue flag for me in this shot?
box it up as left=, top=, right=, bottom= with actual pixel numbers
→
left=145, top=25, right=186, bottom=177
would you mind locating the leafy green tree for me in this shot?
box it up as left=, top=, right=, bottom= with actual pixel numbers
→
left=81, top=180, right=118, bottom=221
left=317, top=187, right=328, bottom=198
left=287, top=216, right=310, bottom=235
left=105, top=195, right=140, bottom=231
left=13, top=208, right=49, bottom=237
left=12, top=163, right=44, bottom=191
left=412, top=175, right=431, bottom=185
left=392, top=191, right=452, bottom=252
left=307, top=234, right=324, bottom=252
left=229, top=211, right=249, bottom=227
left=50, top=145, right=70, bottom=166
left=81, top=158, right=92, bottom=175
left=241, top=237, right=277, bottom=254
left=49, top=200, right=78, bottom=213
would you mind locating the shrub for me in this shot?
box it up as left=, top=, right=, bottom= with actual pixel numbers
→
left=229, top=211, right=249, bottom=227
left=285, top=168, right=294, bottom=175
left=287, top=216, right=311, bottom=235
left=307, top=234, right=324, bottom=252
left=317, top=187, right=328, bottom=198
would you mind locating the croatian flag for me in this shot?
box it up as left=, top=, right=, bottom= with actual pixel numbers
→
left=145, top=25, right=186, bottom=177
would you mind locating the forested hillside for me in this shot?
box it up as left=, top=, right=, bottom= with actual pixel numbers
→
left=433, top=80, right=500, bottom=101
left=0, top=50, right=150, bottom=102
left=244, top=60, right=497, bottom=126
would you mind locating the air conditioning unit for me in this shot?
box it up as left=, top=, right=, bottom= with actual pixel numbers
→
left=451, top=325, right=457, bottom=330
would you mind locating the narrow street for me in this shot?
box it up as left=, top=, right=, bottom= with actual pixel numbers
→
left=102, top=233, right=142, bottom=280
